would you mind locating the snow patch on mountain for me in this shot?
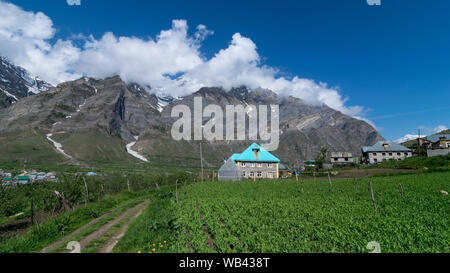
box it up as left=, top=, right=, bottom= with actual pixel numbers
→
left=126, top=136, right=148, bottom=162
left=46, top=133, right=73, bottom=159
left=0, top=87, right=19, bottom=101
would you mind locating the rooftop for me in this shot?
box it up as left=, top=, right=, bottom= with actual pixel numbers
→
left=231, top=143, right=281, bottom=163
left=426, top=134, right=450, bottom=143
left=362, top=141, right=411, bottom=153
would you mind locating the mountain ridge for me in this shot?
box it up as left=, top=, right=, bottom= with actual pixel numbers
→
left=0, top=59, right=384, bottom=167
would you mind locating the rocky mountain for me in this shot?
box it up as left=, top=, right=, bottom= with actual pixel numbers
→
left=0, top=73, right=383, bottom=167
left=0, top=56, right=53, bottom=108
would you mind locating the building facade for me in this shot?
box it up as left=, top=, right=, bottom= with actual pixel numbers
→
left=330, top=152, right=354, bottom=166
left=362, top=141, right=412, bottom=164
left=220, top=143, right=281, bottom=180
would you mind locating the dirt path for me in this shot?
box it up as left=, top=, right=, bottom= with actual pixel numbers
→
left=67, top=200, right=149, bottom=253
left=97, top=201, right=148, bottom=253
left=39, top=208, right=117, bottom=253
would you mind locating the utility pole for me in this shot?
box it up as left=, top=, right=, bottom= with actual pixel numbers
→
left=418, top=129, right=421, bottom=156
left=200, top=141, right=204, bottom=182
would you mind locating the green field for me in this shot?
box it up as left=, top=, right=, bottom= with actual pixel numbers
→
left=116, top=172, right=450, bottom=253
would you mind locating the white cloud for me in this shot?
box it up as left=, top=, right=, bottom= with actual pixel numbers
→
left=394, top=124, right=448, bottom=143
left=394, top=134, right=423, bottom=144
left=433, top=125, right=448, bottom=133
left=0, top=1, right=367, bottom=121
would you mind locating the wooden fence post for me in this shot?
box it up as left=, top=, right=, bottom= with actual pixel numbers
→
left=328, top=172, right=332, bottom=192
left=83, top=177, right=89, bottom=207
left=127, top=179, right=131, bottom=192
left=399, top=184, right=404, bottom=198
left=313, top=172, right=316, bottom=182
left=175, top=179, right=179, bottom=204
left=30, top=199, right=34, bottom=226
left=354, top=178, right=358, bottom=191
left=369, top=180, right=377, bottom=211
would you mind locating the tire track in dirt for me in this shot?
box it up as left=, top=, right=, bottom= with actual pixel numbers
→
left=63, top=200, right=150, bottom=253
left=97, top=200, right=148, bottom=253
left=39, top=208, right=117, bottom=253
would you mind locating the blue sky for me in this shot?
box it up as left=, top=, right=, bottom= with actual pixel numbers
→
left=3, top=0, right=450, bottom=141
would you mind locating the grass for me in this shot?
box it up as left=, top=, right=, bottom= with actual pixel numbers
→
left=0, top=190, right=150, bottom=253
left=115, top=172, right=450, bottom=253
left=0, top=130, right=66, bottom=166
left=369, top=155, right=450, bottom=170
left=49, top=196, right=147, bottom=253
left=113, top=186, right=177, bottom=253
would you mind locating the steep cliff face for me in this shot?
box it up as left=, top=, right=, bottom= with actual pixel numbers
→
left=0, top=56, right=52, bottom=108
left=0, top=76, right=383, bottom=166
left=137, top=87, right=383, bottom=165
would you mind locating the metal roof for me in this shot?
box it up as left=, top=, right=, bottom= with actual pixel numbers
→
left=426, top=134, right=450, bottom=143
left=232, top=143, right=280, bottom=162
left=230, top=154, right=241, bottom=161
left=362, top=141, right=411, bottom=153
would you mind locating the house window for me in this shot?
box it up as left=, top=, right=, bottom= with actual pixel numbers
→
left=257, top=171, right=262, bottom=177
left=333, top=158, right=338, bottom=162
left=345, top=158, right=349, bottom=161
left=242, top=172, right=246, bottom=177
left=250, top=163, right=255, bottom=167
left=249, top=172, right=254, bottom=177
left=397, top=153, right=401, bottom=156
left=389, top=153, right=393, bottom=156
left=404, top=152, right=408, bottom=156
left=382, top=153, right=386, bottom=156
left=267, top=172, right=273, bottom=178
left=267, top=163, right=273, bottom=168
left=241, top=162, right=246, bottom=167
left=373, top=153, right=376, bottom=156
left=257, top=163, right=262, bottom=168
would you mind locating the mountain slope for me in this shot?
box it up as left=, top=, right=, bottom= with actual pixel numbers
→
left=0, top=56, right=53, bottom=108
left=0, top=76, right=383, bottom=167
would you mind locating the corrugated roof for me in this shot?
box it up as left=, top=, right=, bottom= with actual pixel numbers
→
left=362, top=141, right=411, bottom=153
left=426, top=134, right=450, bottom=143
left=233, top=143, right=280, bottom=162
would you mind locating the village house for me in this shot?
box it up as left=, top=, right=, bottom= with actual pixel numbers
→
left=362, top=141, right=412, bottom=164
left=426, top=134, right=450, bottom=149
left=330, top=152, right=355, bottom=166
left=218, top=143, right=281, bottom=181
left=426, top=134, right=450, bottom=157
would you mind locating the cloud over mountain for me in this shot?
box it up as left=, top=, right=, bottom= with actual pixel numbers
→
left=0, top=1, right=366, bottom=119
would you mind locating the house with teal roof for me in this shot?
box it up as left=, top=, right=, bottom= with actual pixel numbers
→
left=219, top=143, right=281, bottom=180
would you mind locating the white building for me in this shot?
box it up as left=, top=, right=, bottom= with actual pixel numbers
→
left=362, top=141, right=412, bottom=164
left=330, top=152, right=354, bottom=166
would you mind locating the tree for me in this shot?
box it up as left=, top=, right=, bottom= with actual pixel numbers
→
left=315, top=146, right=328, bottom=169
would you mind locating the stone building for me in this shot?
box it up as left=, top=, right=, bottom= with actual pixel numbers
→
left=362, top=141, right=412, bottom=164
